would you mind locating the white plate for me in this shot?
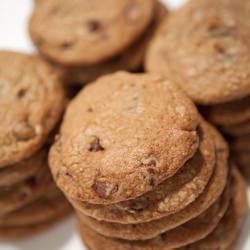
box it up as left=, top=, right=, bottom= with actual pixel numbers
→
left=0, top=0, right=249, bottom=249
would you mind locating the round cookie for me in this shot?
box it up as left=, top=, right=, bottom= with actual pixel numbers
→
left=61, top=2, right=168, bottom=85
left=70, top=121, right=215, bottom=224
left=0, top=150, right=46, bottom=188
left=0, top=166, right=51, bottom=216
left=145, top=0, right=250, bottom=105
left=29, top=0, right=156, bottom=65
left=205, top=96, right=250, bottom=126
left=179, top=167, right=248, bottom=250
left=78, top=187, right=230, bottom=250
left=0, top=51, right=65, bottom=167
left=0, top=185, right=71, bottom=227
left=77, top=123, right=229, bottom=240
left=222, top=118, right=250, bottom=136
left=49, top=72, right=200, bottom=204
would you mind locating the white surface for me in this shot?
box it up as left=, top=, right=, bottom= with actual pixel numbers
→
left=0, top=0, right=249, bottom=249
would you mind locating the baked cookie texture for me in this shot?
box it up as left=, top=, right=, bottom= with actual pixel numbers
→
left=49, top=72, right=200, bottom=204
left=0, top=51, right=65, bottom=167
left=60, top=1, right=168, bottom=85
left=77, top=167, right=247, bottom=250
left=146, top=0, right=250, bottom=105
left=0, top=50, right=71, bottom=239
left=47, top=71, right=246, bottom=249
left=145, top=0, right=250, bottom=179
left=29, top=0, right=168, bottom=86
left=29, top=0, right=156, bottom=65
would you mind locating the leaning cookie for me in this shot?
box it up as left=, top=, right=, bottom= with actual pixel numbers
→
left=0, top=51, right=65, bottom=167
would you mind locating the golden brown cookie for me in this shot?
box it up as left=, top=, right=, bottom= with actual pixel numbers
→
left=0, top=150, right=47, bottom=188
left=145, top=0, right=250, bottom=105
left=49, top=72, right=199, bottom=204
left=0, top=212, right=70, bottom=240
left=61, top=1, right=168, bottom=85
left=70, top=121, right=215, bottom=224
left=76, top=123, right=229, bottom=240
left=179, top=167, right=248, bottom=250
left=29, top=0, right=156, bottom=65
left=77, top=186, right=230, bottom=250
left=0, top=166, right=51, bottom=216
left=0, top=51, right=65, bottom=167
left=0, top=185, right=71, bottom=227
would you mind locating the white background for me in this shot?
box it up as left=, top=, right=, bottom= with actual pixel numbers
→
left=0, top=0, right=249, bottom=249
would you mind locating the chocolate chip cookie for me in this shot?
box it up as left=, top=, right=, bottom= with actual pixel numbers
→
left=29, top=0, right=156, bottom=65
left=76, top=123, right=229, bottom=240
left=69, top=120, right=215, bottom=224
left=49, top=72, right=199, bottom=204
left=0, top=51, right=65, bottom=167
left=145, top=0, right=250, bottom=105
left=61, top=1, right=168, bottom=85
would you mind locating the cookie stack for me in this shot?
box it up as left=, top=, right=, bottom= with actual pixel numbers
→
left=0, top=51, right=71, bottom=239
left=49, top=72, right=247, bottom=249
left=28, top=0, right=167, bottom=86
left=145, top=0, right=250, bottom=178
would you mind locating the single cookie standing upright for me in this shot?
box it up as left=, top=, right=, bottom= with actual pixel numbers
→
left=0, top=51, right=65, bottom=167
left=146, top=0, right=250, bottom=105
left=29, top=0, right=156, bottom=65
left=49, top=72, right=199, bottom=204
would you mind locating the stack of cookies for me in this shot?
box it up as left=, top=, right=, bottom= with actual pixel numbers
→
left=49, top=72, right=247, bottom=249
left=206, top=99, right=250, bottom=178
left=145, top=0, right=250, bottom=178
left=0, top=50, right=71, bottom=239
left=28, top=0, right=167, bottom=86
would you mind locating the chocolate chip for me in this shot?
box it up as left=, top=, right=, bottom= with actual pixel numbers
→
left=92, top=182, right=118, bottom=199
left=61, top=42, right=73, bottom=49
left=147, top=168, right=155, bottom=174
left=17, top=88, right=27, bottom=99
left=87, top=20, right=101, bottom=32
left=65, top=171, right=73, bottom=179
left=87, top=107, right=93, bottom=112
left=148, top=177, right=156, bottom=186
left=13, top=121, right=36, bottom=141
left=213, top=41, right=225, bottom=54
left=26, top=176, right=37, bottom=187
left=207, top=16, right=220, bottom=31
left=88, top=137, right=104, bottom=152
